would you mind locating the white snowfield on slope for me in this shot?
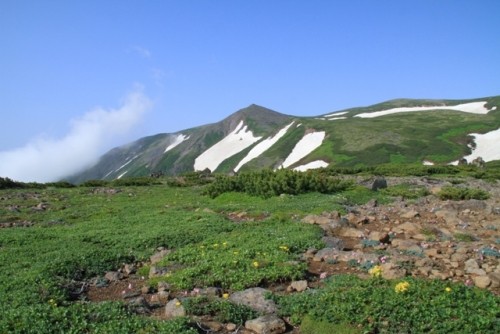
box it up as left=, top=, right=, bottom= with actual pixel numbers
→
left=164, top=134, right=189, bottom=153
left=463, top=128, right=500, bottom=163
left=234, top=122, right=295, bottom=172
left=194, top=121, right=262, bottom=172
left=281, top=131, right=326, bottom=169
left=355, top=101, right=496, bottom=118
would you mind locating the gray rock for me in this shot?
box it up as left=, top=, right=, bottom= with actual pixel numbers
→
left=123, top=264, right=136, bottom=275
left=126, top=296, right=149, bottom=314
left=401, top=210, right=420, bottom=219
left=287, top=280, right=308, bottom=292
left=487, top=272, right=500, bottom=288
left=229, top=287, right=277, bottom=314
left=380, top=263, right=407, bottom=279
left=464, top=259, right=480, bottom=273
left=198, top=287, right=221, bottom=297
left=150, top=248, right=171, bottom=264
left=245, top=315, right=286, bottom=334
left=372, top=177, right=388, bottom=191
left=321, top=236, right=344, bottom=250
left=104, top=271, right=123, bottom=282
left=165, top=298, right=186, bottom=318
left=313, top=248, right=378, bottom=263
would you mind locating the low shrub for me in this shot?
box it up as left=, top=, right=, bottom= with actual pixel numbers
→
left=438, top=186, right=490, bottom=200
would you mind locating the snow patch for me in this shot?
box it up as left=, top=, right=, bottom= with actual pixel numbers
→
left=281, top=131, right=326, bottom=169
left=116, top=155, right=140, bottom=172
left=355, top=101, right=495, bottom=118
left=117, top=170, right=128, bottom=179
left=194, top=121, right=262, bottom=172
left=462, top=128, right=500, bottom=162
left=324, top=111, right=349, bottom=117
left=164, top=134, right=189, bottom=153
left=328, top=117, right=347, bottom=121
left=234, top=122, right=294, bottom=172
left=423, top=160, right=434, bottom=166
left=293, top=160, right=329, bottom=171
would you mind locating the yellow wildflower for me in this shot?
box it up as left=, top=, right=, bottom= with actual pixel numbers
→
left=445, top=287, right=452, bottom=293
left=222, top=293, right=229, bottom=299
left=369, top=265, right=382, bottom=278
left=279, top=245, right=289, bottom=252
left=252, top=261, right=259, bottom=268
left=222, top=242, right=228, bottom=246
left=175, top=301, right=181, bottom=307
left=395, top=281, right=410, bottom=293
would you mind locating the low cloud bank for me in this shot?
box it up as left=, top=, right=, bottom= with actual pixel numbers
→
left=0, top=89, right=152, bottom=183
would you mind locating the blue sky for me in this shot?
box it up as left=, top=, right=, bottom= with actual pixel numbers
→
left=1, top=0, right=499, bottom=181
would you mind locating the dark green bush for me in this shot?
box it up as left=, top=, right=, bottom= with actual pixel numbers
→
left=79, top=179, right=110, bottom=187
left=111, top=176, right=161, bottom=186
left=205, top=169, right=354, bottom=198
left=183, top=296, right=258, bottom=325
left=438, top=186, right=490, bottom=200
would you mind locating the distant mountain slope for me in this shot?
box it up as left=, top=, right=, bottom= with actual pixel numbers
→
left=66, top=96, right=500, bottom=183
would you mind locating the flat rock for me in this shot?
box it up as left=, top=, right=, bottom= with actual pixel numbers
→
left=229, top=288, right=277, bottom=314
left=245, top=315, right=286, bottom=334
left=401, top=210, right=419, bottom=219
left=337, top=227, right=364, bottom=238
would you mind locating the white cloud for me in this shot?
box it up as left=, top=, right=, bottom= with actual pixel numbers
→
left=0, top=89, right=152, bottom=182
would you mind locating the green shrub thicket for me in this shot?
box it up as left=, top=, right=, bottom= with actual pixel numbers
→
left=438, top=186, right=490, bottom=200
left=205, top=169, right=354, bottom=198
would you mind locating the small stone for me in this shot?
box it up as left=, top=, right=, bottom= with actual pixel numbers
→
left=401, top=210, right=419, bottom=219
left=487, top=272, right=500, bottom=288
left=381, top=263, right=406, bottom=280
left=150, top=249, right=171, bottom=264
left=226, top=323, right=237, bottom=331
left=203, top=321, right=223, bottom=332
left=157, top=281, right=170, bottom=292
left=165, top=298, right=186, bottom=318
left=338, top=227, right=364, bottom=238
left=104, top=271, right=123, bottom=282
left=245, top=315, right=286, bottom=334
left=287, top=280, right=308, bottom=292
left=473, top=276, right=491, bottom=289
left=198, top=287, right=221, bottom=297
left=321, top=237, right=344, bottom=250
left=123, top=264, right=137, bottom=275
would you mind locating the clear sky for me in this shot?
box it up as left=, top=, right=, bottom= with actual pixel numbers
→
left=1, top=0, right=499, bottom=181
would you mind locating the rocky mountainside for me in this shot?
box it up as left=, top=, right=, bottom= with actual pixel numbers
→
left=67, top=95, right=500, bottom=183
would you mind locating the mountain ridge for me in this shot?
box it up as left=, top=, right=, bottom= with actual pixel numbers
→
left=66, top=95, right=500, bottom=183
